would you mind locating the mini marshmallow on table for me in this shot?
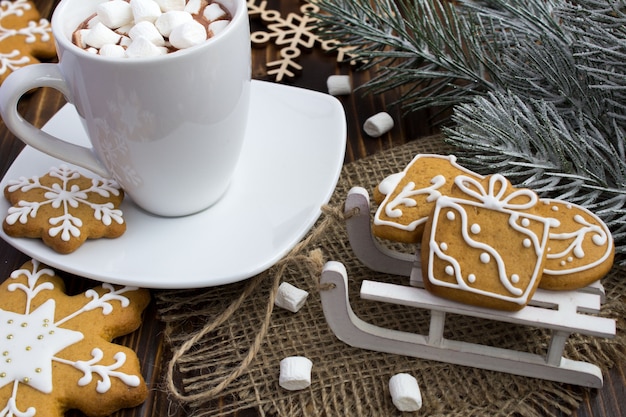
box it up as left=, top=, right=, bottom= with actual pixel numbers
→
left=279, top=356, right=313, bottom=391
left=364, top=112, right=394, bottom=137
left=274, top=282, right=309, bottom=313
left=327, top=74, right=352, bottom=96
left=389, top=373, right=422, bottom=412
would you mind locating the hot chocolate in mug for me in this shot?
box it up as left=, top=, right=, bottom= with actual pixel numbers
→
left=0, top=0, right=251, bottom=217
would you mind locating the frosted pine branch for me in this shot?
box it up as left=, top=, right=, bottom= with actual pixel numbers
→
left=313, top=0, right=626, bottom=263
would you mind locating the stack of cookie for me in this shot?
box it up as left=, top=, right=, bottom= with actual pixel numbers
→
left=372, top=154, right=614, bottom=311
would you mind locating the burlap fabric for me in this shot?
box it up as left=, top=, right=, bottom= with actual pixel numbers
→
left=155, top=136, right=626, bottom=417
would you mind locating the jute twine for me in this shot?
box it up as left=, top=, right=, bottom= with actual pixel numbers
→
left=155, top=136, right=626, bottom=417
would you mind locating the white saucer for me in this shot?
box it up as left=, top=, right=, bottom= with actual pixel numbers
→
left=0, top=80, right=346, bottom=288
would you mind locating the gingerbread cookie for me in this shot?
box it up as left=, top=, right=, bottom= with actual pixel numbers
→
left=421, top=174, right=554, bottom=311
left=534, top=199, right=614, bottom=290
left=3, top=165, right=126, bottom=254
left=0, top=259, right=150, bottom=417
left=372, top=154, right=483, bottom=244
left=0, top=0, right=56, bottom=85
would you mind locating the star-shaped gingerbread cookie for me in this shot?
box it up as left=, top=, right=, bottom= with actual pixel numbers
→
left=0, top=259, right=150, bottom=416
left=3, top=165, right=126, bottom=254
left=0, top=0, right=56, bottom=85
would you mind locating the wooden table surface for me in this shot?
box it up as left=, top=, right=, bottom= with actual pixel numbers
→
left=0, top=1, right=623, bottom=416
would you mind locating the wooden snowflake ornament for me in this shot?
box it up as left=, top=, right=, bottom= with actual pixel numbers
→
left=0, top=0, right=56, bottom=85
left=3, top=165, right=126, bottom=254
left=248, top=0, right=355, bottom=81
left=0, top=259, right=150, bottom=417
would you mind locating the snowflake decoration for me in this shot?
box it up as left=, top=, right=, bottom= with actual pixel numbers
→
left=0, top=259, right=150, bottom=417
left=0, top=0, right=56, bottom=84
left=3, top=165, right=126, bottom=254
left=248, top=0, right=355, bottom=81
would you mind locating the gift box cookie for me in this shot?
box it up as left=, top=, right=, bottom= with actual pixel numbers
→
left=421, top=174, right=555, bottom=311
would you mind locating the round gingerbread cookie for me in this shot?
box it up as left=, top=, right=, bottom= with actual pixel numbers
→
left=0, top=259, right=150, bottom=417
left=0, top=0, right=56, bottom=85
left=534, top=199, right=614, bottom=290
left=3, top=165, right=126, bottom=254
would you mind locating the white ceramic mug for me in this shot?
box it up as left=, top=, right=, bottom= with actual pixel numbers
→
left=0, top=0, right=251, bottom=217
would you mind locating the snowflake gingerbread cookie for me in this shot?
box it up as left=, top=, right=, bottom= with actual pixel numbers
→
left=3, top=165, right=126, bottom=254
left=0, top=259, right=150, bottom=417
left=0, top=0, right=56, bottom=85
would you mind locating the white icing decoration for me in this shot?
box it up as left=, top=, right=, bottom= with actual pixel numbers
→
left=509, top=212, right=554, bottom=256
left=0, top=300, right=84, bottom=393
left=8, top=260, right=54, bottom=312
left=470, top=223, right=480, bottom=234
left=445, top=266, right=454, bottom=276
left=446, top=210, right=455, bottom=221
left=377, top=172, right=405, bottom=196
left=0, top=50, right=30, bottom=75
left=523, top=238, right=531, bottom=248
left=440, top=242, right=448, bottom=251
left=543, top=199, right=613, bottom=275
left=373, top=154, right=481, bottom=232
left=468, top=274, right=476, bottom=283
left=0, top=260, right=143, bottom=416
left=57, top=348, right=140, bottom=394
left=0, top=389, right=35, bottom=417
left=383, top=175, right=446, bottom=220
left=479, top=253, right=490, bottom=264
left=454, top=174, right=538, bottom=211
left=5, top=166, right=124, bottom=241
left=55, top=284, right=138, bottom=327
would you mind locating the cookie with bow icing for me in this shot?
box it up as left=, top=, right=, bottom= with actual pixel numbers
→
left=0, top=259, right=150, bottom=416
left=0, top=0, right=56, bottom=85
left=421, top=174, right=553, bottom=311
left=3, top=165, right=126, bottom=254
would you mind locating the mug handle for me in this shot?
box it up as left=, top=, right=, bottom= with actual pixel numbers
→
left=0, top=63, right=110, bottom=178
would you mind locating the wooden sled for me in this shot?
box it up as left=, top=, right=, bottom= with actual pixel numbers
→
left=319, top=187, right=616, bottom=388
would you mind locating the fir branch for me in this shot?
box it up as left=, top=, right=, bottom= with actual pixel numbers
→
left=311, top=0, right=500, bottom=111
left=313, top=0, right=626, bottom=263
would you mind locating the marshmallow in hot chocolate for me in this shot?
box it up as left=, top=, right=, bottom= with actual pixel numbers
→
left=72, top=0, right=231, bottom=57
